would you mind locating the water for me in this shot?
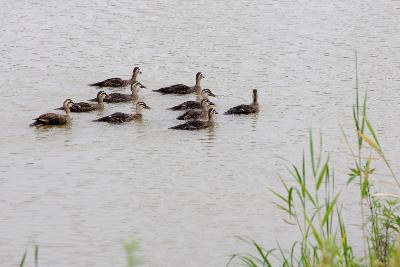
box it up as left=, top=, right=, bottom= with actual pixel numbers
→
left=1, top=0, right=400, bottom=266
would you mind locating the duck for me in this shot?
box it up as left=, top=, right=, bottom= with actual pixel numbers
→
left=93, top=101, right=151, bottom=124
left=224, top=89, right=259, bottom=115
left=89, top=82, right=146, bottom=103
left=168, top=89, right=216, bottom=111
left=153, top=72, right=205, bottom=94
left=176, top=99, right=215, bottom=120
left=89, top=66, right=142, bottom=88
left=170, top=108, right=217, bottom=130
left=56, top=91, right=107, bottom=112
left=31, top=99, right=74, bottom=126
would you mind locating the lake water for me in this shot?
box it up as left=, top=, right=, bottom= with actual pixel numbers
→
left=1, top=0, right=400, bottom=266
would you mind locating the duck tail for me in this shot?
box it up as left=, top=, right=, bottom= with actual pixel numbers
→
left=93, top=116, right=109, bottom=122
left=167, top=106, right=179, bottom=111
left=30, top=120, right=41, bottom=126
left=89, top=82, right=102, bottom=87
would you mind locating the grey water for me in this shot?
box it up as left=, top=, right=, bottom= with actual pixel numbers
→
left=1, top=0, right=400, bottom=266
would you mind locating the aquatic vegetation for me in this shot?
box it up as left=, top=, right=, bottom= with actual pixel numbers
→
left=228, top=54, right=400, bottom=267
left=19, top=238, right=141, bottom=267
left=19, top=245, right=38, bottom=267
left=124, top=237, right=140, bottom=267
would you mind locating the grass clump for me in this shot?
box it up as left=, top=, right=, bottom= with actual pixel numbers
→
left=229, top=53, right=400, bottom=266
left=19, top=238, right=141, bottom=267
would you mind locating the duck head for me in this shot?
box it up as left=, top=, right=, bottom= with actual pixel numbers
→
left=201, top=88, right=216, bottom=98
left=131, top=81, right=146, bottom=93
left=96, top=91, right=108, bottom=101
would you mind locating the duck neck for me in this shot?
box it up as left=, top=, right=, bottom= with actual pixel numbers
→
left=194, top=78, right=201, bottom=93
left=131, top=71, right=138, bottom=82
left=98, top=96, right=105, bottom=106
left=131, top=87, right=139, bottom=99
left=201, top=103, right=208, bottom=114
left=253, top=94, right=258, bottom=106
left=208, top=112, right=214, bottom=123
left=135, top=105, right=143, bottom=115
left=64, top=106, right=72, bottom=118
left=201, top=107, right=209, bottom=120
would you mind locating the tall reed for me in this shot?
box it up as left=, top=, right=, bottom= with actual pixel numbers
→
left=228, top=54, right=400, bottom=267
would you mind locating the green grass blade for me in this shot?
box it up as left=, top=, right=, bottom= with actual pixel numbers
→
left=316, top=160, right=329, bottom=190
left=19, top=250, right=27, bottom=267
left=253, top=241, right=273, bottom=267
left=321, top=194, right=340, bottom=227
left=366, top=119, right=381, bottom=149
left=310, top=130, right=316, bottom=177
left=35, top=245, right=39, bottom=267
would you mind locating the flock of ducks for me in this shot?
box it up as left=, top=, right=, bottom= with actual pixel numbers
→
left=30, top=67, right=260, bottom=130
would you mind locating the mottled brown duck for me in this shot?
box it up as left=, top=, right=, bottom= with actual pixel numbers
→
left=31, top=99, right=74, bottom=126
left=176, top=99, right=216, bottom=121
left=89, top=66, right=142, bottom=88
left=89, top=82, right=146, bottom=103
left=56, top=91, right=107, bottom=112
left=153, top=72, right=204, bottom=94
left=94, top=102, right=151, bottom=124
left=170, top=108, right=217, bottom=130
left=224, top=89, right=259, bottom=115
left=168, top=89, right=216, bottom=111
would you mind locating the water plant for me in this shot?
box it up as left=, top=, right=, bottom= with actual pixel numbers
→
left=19, top=245, right=38, bottom=267
left=19, top=238, right=141, bottom=267
left=124, top=237, right=140, bottom=267
left=228, top=53, right=400, bottom=266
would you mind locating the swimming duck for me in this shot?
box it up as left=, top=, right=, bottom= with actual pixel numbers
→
left=170, top=108, right=217, bottom=130
left=31, top=99, right=74, bottom=126
left=89, top=82, right=146, bottom=103
left=94, top=102, right=151, bottom=124
left=168, top=89, right=216, bottom=111
left=176, top=99, right=215, bottom=120
left=56, top=91, right=107, bottom=112
left=153, top=72, right=205, bottom=94
left=89, top=66, right=142, bottom=87
left=224, top=89, right=259, bottom=115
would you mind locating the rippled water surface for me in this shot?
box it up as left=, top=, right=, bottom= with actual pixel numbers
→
left=1, top=0, right=400, bottom=266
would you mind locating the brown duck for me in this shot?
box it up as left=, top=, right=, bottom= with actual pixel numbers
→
left=31, top=99, right=74, bottom=126
left=89, top=67, right=142, bottom=87
left=168, top=89, right=216, bottom=111
left=153, top=72, right=205, bottom=94
left=176, top=99, right=216, bottom=120
left=224, top=89, right=259, bottom=115
left=56, top=91, right=107, bottom=112
left=94, top=102, right=151, bottom=124
left=89, top=82, right=146, bottom=103
left=170, top=108, right=217, bottom=130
